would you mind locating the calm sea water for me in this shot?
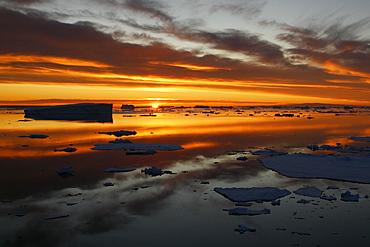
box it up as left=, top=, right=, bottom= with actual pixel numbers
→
left=1, top=106, right=369, bottom=247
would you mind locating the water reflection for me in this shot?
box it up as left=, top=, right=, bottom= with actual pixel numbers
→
left=1, top=107, right=370, bottom=247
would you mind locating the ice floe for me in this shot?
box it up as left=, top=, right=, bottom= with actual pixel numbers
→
left=251, top=149, right=287, bottom=155
left=53, top=147, right=77, bottom=152
left=18, top=134, right=49, bottom=139
left=234, top=225, right=256, bottom=233
left=350, top=136, right=370, bottom=142
left=340, top=191, right=360, bottom=202
left=98, top=130, right=137, bottom=137
left=91, top=142, right=183, bottom=151
left=56, top=166, right=75, bottom=178
left=258, top=153, right=370, bottom=183
left=214, top=187, right=291, bottom=202
left=103, top=167, right=136, bottom=172
left=293, top=186, right=323, bottom=197
left=228, top=208, right=270, bottom=215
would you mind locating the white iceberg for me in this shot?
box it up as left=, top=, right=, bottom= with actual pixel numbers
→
left=293, top=186, right=323, bottom=197
left=214, top=187, right=291, bottom=202
left=91, top=142, right=183, bottom=151
left=258, top=153, right=370, bottom=183
left=350, top=136, right=370, bottom=142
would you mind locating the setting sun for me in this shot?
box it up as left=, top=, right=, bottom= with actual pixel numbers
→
left=151, top=104, right=159, bottom=109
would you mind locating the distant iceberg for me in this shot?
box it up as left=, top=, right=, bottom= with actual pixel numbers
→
left=24, top=103, right=112, bottom=122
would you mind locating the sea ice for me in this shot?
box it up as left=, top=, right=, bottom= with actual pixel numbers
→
left=293, top=186, right=323, bottom=197
left=234, top=225, right=256, bottom=233
left=56, top=166, right=75, bottom=178
left=91, top=142, right=184, bottom=151
left=53, top=147, right=77, bottom=152
left=141, top=166, right=164, bottom=176
left=43, top=215, right=69, bottom=220
left=103, top=167, right=136, bottom=172
left=251, top=149, right=287, bottom=155
left=214, top=187, right=291, bottom=202
left=98, top=130, right=137, bottom=137
left=340, top=191, right=359, bottom=202
left=350, top=136, right=370, bottom=142
left=258, top=153, right=370, bottom=183
left=18, top=134, right=49, bottom=139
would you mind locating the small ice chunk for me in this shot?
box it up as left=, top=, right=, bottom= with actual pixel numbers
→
left=66, top=203, right=78, bottom=206
left=103, top=167, right=136, bottom=172
left=297, top=199, right=311, bottom=204
left=228, top=208, right=270, bottom=215
left=7, top=211, right=27, bottom=217
left=320, top=195, right=337, bottom=201
left=271, top=200, right=281, bottom=206
left=293, top=186, right=323, bottom=198
left=18, top=134, right=49, bottom=139
left=327, top=186, right=339, bottom=190
left=56, top=166, right=75, bottom=178
left=251, top=149, right=287, bottom=155
left=98, top=130, right=137, bottom=137
left=141, top=166, right=164, bottom=176
left=53, top=147, right=77, bottom=152
left=109, top=139, right=132, bottom=143
left=292, top=231, right=311, bottom=236
left=341, top=191, right=359, bottom=202
left=214, top=187, right=291, bottom=202
left=103, top=182, right=114, bottom=187
left=43, top=215, right=69, bottom=220
left=307, top=144, right=319, bottom=151
left=236, top=156, right=248, bottom=161
left=234, top=225, right=256, bottom=233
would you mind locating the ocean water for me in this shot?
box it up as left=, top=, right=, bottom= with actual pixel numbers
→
left=0, top=106, right=369, bottom=247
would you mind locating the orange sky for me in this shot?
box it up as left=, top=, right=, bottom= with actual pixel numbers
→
left=0, top=1, right=369, bottom=106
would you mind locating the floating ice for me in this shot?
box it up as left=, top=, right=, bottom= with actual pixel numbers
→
left=103, top=182, right=114, bottom=187
left=126, top=150, right=157, bottom=155
left=251, top=149, right=287, bottom=156
left=341, top=191, right=359, bottom=202
left=91, top=142, right=184, bottom=151
left=98, top=130, right=137, bottom=137
left=228, top=208, right=270, bottom=215
left=7, top=211, right=27, bottom=217
left=293, top=186, right=323, bottom=197
left=292, top=231, right=311, bottom=236
left=350, top=136, right=370, bottom=142
left=18, top=134, right=49, bottom=139
left=297, top=199, right=311, bottom=204
left=141, top=166, right=164, bottom=176
left=56, top=166, right=75, bottom=178
left=53, top=147, right=77, bottom=152
left=103, top=167, right=136, bottom=172
left=214, top=187, right=291, bottom=202
left=259, top=153, right=370, bottom=183
left=320, top=195, right=337, bottom=201
left=234, top=225, right=256, bottom=233
left=235, top=202, right=252, bottom=206
left=43, top=215, right=69, bottom=220
left=236, top=156, right=248, bottom=161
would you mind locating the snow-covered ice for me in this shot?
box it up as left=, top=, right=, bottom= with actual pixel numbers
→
left=259, top=153, right=370, bottom=183
left=214, top=187, right=291, bottom=202
left=293, top=186, right=323, bottom=197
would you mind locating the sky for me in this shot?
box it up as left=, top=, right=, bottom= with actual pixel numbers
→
left=0, top=0, right=369, bottom=106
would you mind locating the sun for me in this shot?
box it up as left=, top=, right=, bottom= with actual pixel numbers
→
left=151, top=104, right=159, bottom=109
